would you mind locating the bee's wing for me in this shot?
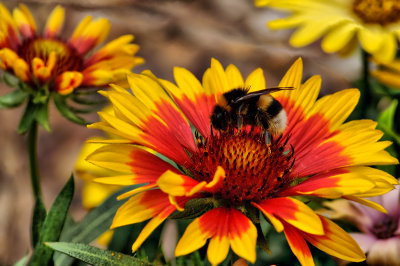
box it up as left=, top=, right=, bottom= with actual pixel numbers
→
left=233, top=87, right=293, bottom=103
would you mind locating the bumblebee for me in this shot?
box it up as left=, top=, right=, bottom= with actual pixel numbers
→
left=210, top=87, right=290, bottom=142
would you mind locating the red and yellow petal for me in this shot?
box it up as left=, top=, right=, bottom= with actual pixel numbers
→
left=88, top=145, right=180, bottom=187
left=32, top=51, right=56, bottom=81
left=322, top=120, right=398, bottom=167
left=175, top=207, right=257, bottom=265
left=111, top=189, right=174, bottom=229
left=283, top=222, right=315, bottom=266
left=280, top=168, right=378, bottom=198
left=55, top=71, right=83, bottom=95
left=157, top=166, right=225, bottom=197
left=69, top=17, right=110, bottom=55
left=13, top=58, right=30, bottom=82
left=288, top=89, right=359, bottom=162
left=0, top=48, right=18, bottom=70
left=0, top=3, right=20, bottom=50
left=131, top=204, right=176, bottom=252
left=44, top=5, right=65, bottom=38
left=301, top=215, right=366, bottom=262
left=253, top=197, right=323, bottom=235
left=92, top=74, right=196, bottom=165
left=162, top=58, right=237, bottom=138
left=12, top=5, right=36, bottom=38
left=84, top=34, right=141, bottom=66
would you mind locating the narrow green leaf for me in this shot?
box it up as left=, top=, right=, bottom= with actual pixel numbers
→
left=18, top=99, right=38, bottom=134
left=35, top=101, right=50, bottom=131
left=71, top=94, right=107, bottom=106
left=13, top=255, right=29, bottom=266
left=0, top=89, right=28, bottom=108
left=31, top=197, right=47, bottom=247
left=46, top=242, right=152, bottom=266
left=378, top=100, right=400, bottom=145
left=53, top=93, right=87, bottom=125
left=28, top=176, right=75, bottom=266
left=55, top=186, right=136, bottom=266
left=378, top=100, right=397, bottom=131
left=3, top=72, right=20, bottom=88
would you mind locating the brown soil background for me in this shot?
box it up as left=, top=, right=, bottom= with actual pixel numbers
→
left=0, top=0, right=358, bottom=264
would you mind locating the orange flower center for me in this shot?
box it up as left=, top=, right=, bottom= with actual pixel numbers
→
left=189, top=128, right=294, bottom=206
left=18, top=38, right=83, bottom=76
left=371, top=216, right=398, bottom=239
left=352, top=0, right=400, bottom=25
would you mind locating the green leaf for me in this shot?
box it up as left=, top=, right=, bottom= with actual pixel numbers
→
left=52, top=93, right=87, bottom=125
left=28, top=176, right=75, bottom=266
left=3, top=72, right=20, bottom=88
left=35, top=101, right=50, bottom=132
left=55, top=186, right=136, bottom=266
left=0, top=89, right=28, bottom=108
left=13, top=255, right=29, bottom=266
left=71, top=94, right=107, bottom=106
left=46, top=242, right=152, bottom=266
left=31, top=197, right=47, bottom=247
left=378, top=100, right=400, bottom=145
left=18, top=98, right=39, bottom=134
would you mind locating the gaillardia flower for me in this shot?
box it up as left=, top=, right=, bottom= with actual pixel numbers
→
left=88, top=58, right=398, bottom=265
left=0, top=3, right=143, bottom=131
left=256, top=0, right=400, bottom=62
left=322, top=186, right=400, bottom=265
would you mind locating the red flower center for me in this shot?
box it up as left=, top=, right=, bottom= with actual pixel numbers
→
left=18, top=38, right=83, bottom=76
left=189, top=128, right=295, bottom=206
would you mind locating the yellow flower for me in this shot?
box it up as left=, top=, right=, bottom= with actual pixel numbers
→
left=256, top=0, right=400, bottom=62
left=87, top=58, right=398, bottom=265
left=371, top=58, right=400, bottom=89
left=75, top=137, right=122, bottom=210
left=0, top=3, right=144, bottom=95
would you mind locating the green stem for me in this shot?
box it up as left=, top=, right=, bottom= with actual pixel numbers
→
left=360, top=50, right=371, bottom=118
left=28, top=120, right=42, bottom=199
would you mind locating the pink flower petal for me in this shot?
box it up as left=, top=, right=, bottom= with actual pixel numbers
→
left=349, top=232, right=377, bottom=253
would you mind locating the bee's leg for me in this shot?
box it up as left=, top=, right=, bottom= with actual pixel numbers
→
left=264, top=131, right=271, bottom=145
left=257, top=109, right=271, bottom=145
left=237, top=103, right=245, bottom=130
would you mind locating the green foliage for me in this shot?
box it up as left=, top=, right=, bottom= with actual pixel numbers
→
left=46, top=242, right=153, bottom=266
left=3, top=72, right=20, bottom=88
left=378, top=100, right=400, bottom=144
left=18, top=98, right=50, bottom=134
left=18, top=99, right=39, bottom=134
left=31, top=197, right=47, bottom=247
left=377, top=99, right=399, bottom=175
left=55, top=186, right=136, bottom=266
left=28, top=176, right=75, bottom=266
left=13, top=255, right=28, bottom=266
left=0, top=89, right=28, bottom=108
left=52, top=92, right=87, bottom=125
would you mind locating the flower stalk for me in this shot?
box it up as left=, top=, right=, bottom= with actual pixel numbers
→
left=28, top=120, right=42, bottom=199
left=360, top=49, right=371, bottom=118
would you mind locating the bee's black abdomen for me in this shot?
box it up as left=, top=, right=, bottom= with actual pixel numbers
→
left=266, top=98, right=283, bottom=117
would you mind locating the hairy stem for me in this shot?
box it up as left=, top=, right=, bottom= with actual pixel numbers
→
left=28, top=120, right=42, bottom=199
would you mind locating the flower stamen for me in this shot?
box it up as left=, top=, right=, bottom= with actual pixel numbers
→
left=189, top=127, right=295, bottom=206
left=353, top=0, right=400, bottom=25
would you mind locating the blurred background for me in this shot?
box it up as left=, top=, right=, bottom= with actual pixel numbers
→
left=0, top=0, right=361, bottom=264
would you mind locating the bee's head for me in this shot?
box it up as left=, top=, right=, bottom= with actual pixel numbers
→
left=211, top=105, right=229, bottom=131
